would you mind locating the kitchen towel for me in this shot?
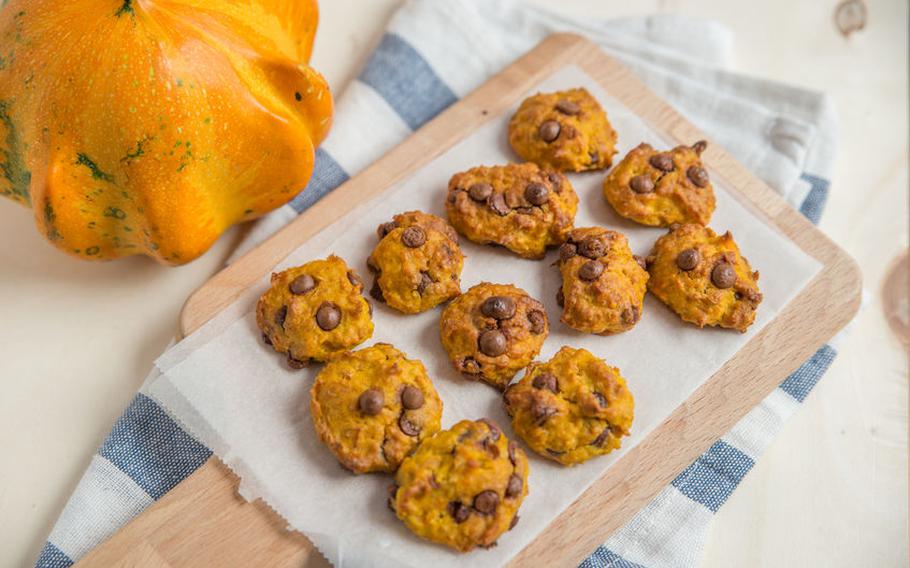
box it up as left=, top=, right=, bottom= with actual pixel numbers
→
left=36, top=1, right=839, bottom=567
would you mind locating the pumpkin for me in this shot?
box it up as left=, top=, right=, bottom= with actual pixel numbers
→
left=0, top=0, right=332, bottom=264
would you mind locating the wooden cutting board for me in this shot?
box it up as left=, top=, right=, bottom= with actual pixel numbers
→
left=76, top=33, right=861, bottom=568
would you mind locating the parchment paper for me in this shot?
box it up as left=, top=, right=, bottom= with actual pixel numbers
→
left=148, top=65, right=822, bottom=567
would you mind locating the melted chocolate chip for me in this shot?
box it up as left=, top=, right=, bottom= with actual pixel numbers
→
left=539, top=120, right=561, bottom=142
left=692, top=140, right=708, bottom=155
left=469, top=182, right=493, bottom=202
left=398, top=415, right=420, bottom=437
left=629, top=175, right=655, bottom=194
left=559, top=242, right=577, bottom=262
left=556, top=288, right=565, bottom=307
left=578, top=260, right=604, bottom=281
left=479, top=418, right=501, bottom=440
left=473, top=490, right=499, bottom=514
left=401, top=386, right=424, bottom=410
left=555, top=99, right=580, bottom=115
left=315, top=302, right=341, bottom=331
left=531, top=401, right=557, bottom=424
left=262, top=333, right=272, bottom=345
left=649, top=154, right=674, bottom=172
left=578, top=237, right=606, bottom=259
left=289, top=274, right=316, bottom=295
left=346, top=270, right=362, bottom=288
left=676, top=248, right=701, bottom=271
left=370, top=279, right=385, bottom=302
left=687, top=166, right=710, bottom=187
left=593, top=391, right=607, bottom=408
left=508, top=441, right=518, bottom=465
left=481, top=296, right=516, bottom=320
left=287, top=354, right=309, bottom=369
left=377, top=221, right=397, bottom=239
left=358, top=389, right=384, bottom=415
left=592, top=429, right=611, bottom=447
left=711, top=263, right=737, bottom=289
left=401, top=226, right=426, bottom=248
left=506, top=474, right=523, bottom=498
left=478, top=329, right=508, bottom=357
left=448, top=501, right=470, bottom=523
left=488, top=193, right=510, bottom=216
left=532, top=373, right=558, bottom=393
left=274, top=305, right=288, bottom=328
left=527, top=310, right=547, bottom=335
left=417, top=271, right=433, bottom=294
left=524, top=182, right=549, bottom=206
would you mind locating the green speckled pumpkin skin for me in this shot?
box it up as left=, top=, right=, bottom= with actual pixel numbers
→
left=0, top=0, right=332, bottom=264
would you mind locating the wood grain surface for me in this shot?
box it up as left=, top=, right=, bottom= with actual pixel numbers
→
left=76, top=33, right=862, bottom=568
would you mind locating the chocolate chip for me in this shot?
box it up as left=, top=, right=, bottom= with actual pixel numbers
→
left=377, top=221, right=397, bottom=239
left=531, top=401, right=557, bottom=424
left=588, top=150, right=599, bottom=164
left=506, top=474, right=523, bottom=498
left=473, top=490, right=499, bottom=514
left=447, top=192, right=456, bottom=203
left=417, top=271, right=433, bottom=294
left=509, top=515, right=520, bottom=530
left=289, top=274, right=316, bottom=295
left=358, top=389, right=384, bottom=415
left=559, top=242, right=577, bottom=262
left=527, top=310, right=547, bottom=335
left=478, top=329, right=508, bottom=357
left=532, top=373, right=558, bottom=393
left=287, top=354, right=309, bottom=369
left=488, top=193, right=510, bottom=216
left=448, top=501, right=470, bottom=523
left=479, top=418, right=501, bottom=440
left=687, top=166, right=709, bottom=187
left=370, top=279, right=385, bottom=302
left=399, top=415, right=420, bottom=437
left=539, top=120, right=561, bottom=142
left=469, top=182, right=493, bottom=201
left=524, top=182, right=549, bottom=206
left=481, top=296, right=516, bottom=320
left=692, top=140, right=708, bottom=155
left=515, top=206, right=534, bottom=215
left=547, top=172, right=562, bottom=192
left=649, top=154, right=674, bottom=172
left=593, top=392, right=607, bottom=408
left=622, top=306, right=640, bottom=324
left=387, top=484, right=398, bottom=512
left=346, top=270, right=362, bottom=288
left=508, top=441, right=518, bottom=465
left=315, top=302, right=341, bottom=331
left=555, top=100, right=580, bottom=115
left=462, top=357, right=481, bottom=375
left=634, top=255, right=647, bottom=270
left=578, top=260, right=604, bottom=281
left=578, top=237, right=606, bottom=259
left=262, top=333, right=272, bottom=345
left=401, top=226, right=426, bottom=248
left=401, top=386, right=424, bottom=410
left=482, top=437, right=500, bottom=458
left=676, top=248, right=700, bottom=271
left=629, top=175, right=655, bottom=194
left=592, top=429, right=611, bottom=447
left=274, top=305, right=288, bottom=327
left=711, top=263, right=737, bottom=289
left=556, top=288, right=564, bottom=307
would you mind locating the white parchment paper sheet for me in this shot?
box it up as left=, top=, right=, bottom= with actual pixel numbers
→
left=148, top=66, right=822, bottom=568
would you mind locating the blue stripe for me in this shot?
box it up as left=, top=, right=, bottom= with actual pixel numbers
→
left=99, top=393, right=211, bottom=500
left=779, top=344, right=837, bottom=402
left=798, top=173, right=830, bottom=225
left=359, top=33, right=458, bottom=131
left=671, top=440, right=754, bottom=512
left=289, top=148, right=350, bottom=214
left=580, top=546, right=645, bottom=568
left=35, top=542, right=73, bottom=568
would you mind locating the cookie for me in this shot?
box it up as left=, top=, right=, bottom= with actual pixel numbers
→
left=445, top=162, right=578, bottom=259
left=256, top=255, right=374, bottom=367
left=602, top=140, right=715, bottom=227
left=390, top=419, right=529, bottom=552
left=646, top=223, right=763, bottom=332
left=503, top=346, right=634, bottom=466
left=368, top=211, right=464, bottom=314
left=508, top=88, right=617, bottom=172
left=556, top=227, right=649, bottom=335
left=310, top=343, right=443, bottom=473
left=439, top=283, right=549, bottom=390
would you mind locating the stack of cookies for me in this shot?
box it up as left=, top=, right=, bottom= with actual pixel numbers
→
left=254, top=87, right=763, bottom=553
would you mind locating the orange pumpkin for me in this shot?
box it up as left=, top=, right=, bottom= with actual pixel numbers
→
left=0, top=0, right=332, bottom=264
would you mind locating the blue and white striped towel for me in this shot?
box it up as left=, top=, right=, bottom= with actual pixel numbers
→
left=36, top=1, right=841, bottom=566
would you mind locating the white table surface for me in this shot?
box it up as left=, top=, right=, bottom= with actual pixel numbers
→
left=0, top=1, right=906, bottom=567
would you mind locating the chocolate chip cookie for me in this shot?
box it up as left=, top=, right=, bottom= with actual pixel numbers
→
left=256, top=255, right=374, bottom=367
left=310, top=343, right=443, bottom=473
left=439, top=283, right=549, bottom=390
left=390, top=419, right=529, bottom=552
left=504, top=346, right=634, bottom=466
left=368, top=211, right=464, bottom=314
left=602, top=141, right=715, bottom=227
left=445, top=162, right=578, bottom=259
left=556, top=227, right=649, bottom=335
left=646, top=223, right=763, bottom=332
left=508, top=88, right=617, bottom=172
